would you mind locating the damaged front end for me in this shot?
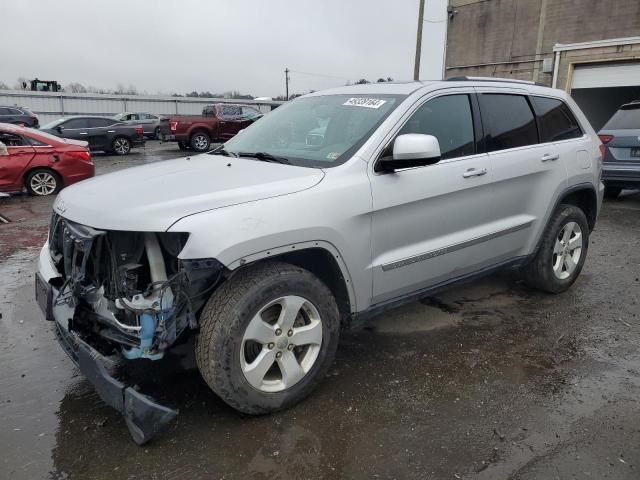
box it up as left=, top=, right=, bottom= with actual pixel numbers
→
left=38, top=212, right=224, bottom=443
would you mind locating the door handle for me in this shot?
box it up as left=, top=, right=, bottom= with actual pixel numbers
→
left=79, top=132, right=88, bottom=135
left=541, top=153, right=559, bottom=162
left=462, top=167, right=487, bottom=178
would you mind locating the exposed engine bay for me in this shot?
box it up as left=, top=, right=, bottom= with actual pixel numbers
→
left=48, top=212, right=224, bottom=360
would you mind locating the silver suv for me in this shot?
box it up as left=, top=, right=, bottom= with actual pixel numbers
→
left=35, top=78, right=604, bottom=443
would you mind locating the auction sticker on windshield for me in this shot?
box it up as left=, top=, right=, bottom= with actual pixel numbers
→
left=343, top=98, right=387, bottom=109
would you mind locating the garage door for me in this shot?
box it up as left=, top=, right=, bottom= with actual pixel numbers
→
left=572, top=62, right=640, bottom=89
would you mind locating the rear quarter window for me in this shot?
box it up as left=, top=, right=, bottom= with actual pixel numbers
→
left=531, top=96, right=582, bottom=142
left=479, top=94, right=538, bottom=152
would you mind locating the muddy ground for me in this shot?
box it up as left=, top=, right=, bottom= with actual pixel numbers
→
left=1, top=142, right=639, bottom=479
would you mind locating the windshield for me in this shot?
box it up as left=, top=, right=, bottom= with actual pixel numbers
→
left=40, top=118, right=66, bottom=129
left=219, top=94, right=405, bottom=167
left=113, top=113, right=125, bottom=121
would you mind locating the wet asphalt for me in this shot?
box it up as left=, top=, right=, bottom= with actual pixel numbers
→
left=1, top=142, right=639, bottom=479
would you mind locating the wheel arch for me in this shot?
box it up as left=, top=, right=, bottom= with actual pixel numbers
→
left=558, top=183, right=598, bottom=231
left=227, top=242, right=356, bottom=321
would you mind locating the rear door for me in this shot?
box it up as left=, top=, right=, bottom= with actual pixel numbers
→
left=0, top=130, right=35, bottom=190
left=476, top=89, right=566, bottom=260
left=87, top=118, right=115, bottom=150
left=370, top=91, right=494, bottom=303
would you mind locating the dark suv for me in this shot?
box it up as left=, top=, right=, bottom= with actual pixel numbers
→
left=0, top=105, right=39, bottom=128
left=599, top=101, right=640, bottom=199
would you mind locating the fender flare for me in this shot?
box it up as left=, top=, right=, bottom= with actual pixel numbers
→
left=226, top=240, right=357, bottom=313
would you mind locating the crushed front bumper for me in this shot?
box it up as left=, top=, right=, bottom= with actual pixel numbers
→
left=35, top=246, right=178, bottom=445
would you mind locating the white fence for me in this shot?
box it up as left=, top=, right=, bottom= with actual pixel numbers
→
left=0, top=90, right=283, bottom=124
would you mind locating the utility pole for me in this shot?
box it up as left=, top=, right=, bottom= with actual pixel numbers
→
left=414, top=0, right=426, bottom=80
left=285, top=68, right=290, bottom=101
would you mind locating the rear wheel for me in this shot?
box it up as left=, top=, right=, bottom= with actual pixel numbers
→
left=190, top=132, right=210, bottom=152
left=154, top=127, right=161, bottom=139
left=112, top=137, right=131, bottom=155
left=604, top=186, right=621, bottom=200
left=195, top=262, right=340, bottom=414
left=178, top=141, right=189, bottom=151
left=25, top=169, right=61, bottom=196
left=522, top=204, right=589, bottom=293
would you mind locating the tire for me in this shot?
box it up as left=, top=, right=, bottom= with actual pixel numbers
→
left=521, top=204, right=589, bottom=293
left=604, top=186, right=621, bottom=200
left=112, top=137, right=131, bottom=155
left=195, top=261, right=340, bottom=415
left=178, top=141, right=189, bottom=151
left=190, top=131, right=210, bottom=152
left=25, top=168, right=61, bottom=196
left=154, top=127, right=161, bottom=140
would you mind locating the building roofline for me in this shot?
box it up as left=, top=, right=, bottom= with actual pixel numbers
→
left=553, top=36, right=640, bottom=52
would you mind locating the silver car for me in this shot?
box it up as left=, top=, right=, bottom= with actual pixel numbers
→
left=113, top=112, right=163, bottom=138
left=36, top=78, right=603, bottom=444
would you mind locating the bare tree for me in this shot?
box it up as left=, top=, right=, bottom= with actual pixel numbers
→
left=0, top=81, right=9, bottom=90
left=14, top=76, right=28, bottom=90
left=66, top=82, right=88, bottom=93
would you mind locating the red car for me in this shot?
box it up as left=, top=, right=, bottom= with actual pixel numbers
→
left=0, top=123, right=94, bottom=196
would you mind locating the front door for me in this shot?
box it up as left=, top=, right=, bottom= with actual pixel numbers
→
left=0, top=131, right=35, bottom=191
left=370, top=92, right=495, bottom=304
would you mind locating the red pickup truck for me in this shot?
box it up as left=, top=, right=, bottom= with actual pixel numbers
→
left=160, top=103, right=264, bottom=152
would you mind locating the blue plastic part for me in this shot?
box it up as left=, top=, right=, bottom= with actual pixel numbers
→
left=122, top=309, right=173, bottom=361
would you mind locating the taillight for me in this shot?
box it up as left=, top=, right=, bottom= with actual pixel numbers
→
left=598, top=135, right=613, bottom=163
left=66, top=150, right=92, bottom=162
left=170, top=121, right=178, bottom=131
left=135, top=126, right=144, bottom=135
left=598, top=134, right=614, bottom=144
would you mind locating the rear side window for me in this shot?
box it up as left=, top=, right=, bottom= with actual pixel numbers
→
left=89, top=118, right=115, bottom=128
left=397, top=94, right=475, bottom=160
left=602, top=106, right=640, bottom=130
left=0, top=108, right=11, bottom=115
left=479, top=94, right=538, bottom=151
left=531, top=97, right=582, bottom=141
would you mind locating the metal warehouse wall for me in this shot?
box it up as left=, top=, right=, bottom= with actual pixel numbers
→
left=446, top=0, right=640, bottom=85
left=0, top=90, right=282, bottom=124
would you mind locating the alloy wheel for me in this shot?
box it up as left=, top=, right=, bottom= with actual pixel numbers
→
left=193, top=134, right=208, bottom=151
left=552, top=221, right=583, bottom=280
left=114, top=138, right=130, bottom=155
left=240, top=295, right=323, bottom=392
left=29, top=172, right=57, bottom=195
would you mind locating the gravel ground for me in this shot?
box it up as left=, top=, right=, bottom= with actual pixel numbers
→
left=1, top=142, right=639, bottom=479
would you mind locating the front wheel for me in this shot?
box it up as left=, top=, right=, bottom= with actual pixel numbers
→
left=112, top=137, right=131, bottom=155
left=195, top=262, right=340, bottom=414
left=521, top=204, right=589, bottom=293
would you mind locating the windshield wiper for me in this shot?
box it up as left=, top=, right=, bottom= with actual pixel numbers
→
left=238, top=151, right=290, bottom=164
left=208, top=148, right=238, bottom=157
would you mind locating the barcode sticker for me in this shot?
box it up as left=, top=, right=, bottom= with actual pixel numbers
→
left=343, top=98, right=387, bottom=109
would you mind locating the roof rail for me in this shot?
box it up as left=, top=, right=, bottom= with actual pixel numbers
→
left=445, top=76, right=548, bottom=87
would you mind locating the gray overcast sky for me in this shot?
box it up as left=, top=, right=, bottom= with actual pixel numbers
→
left=2, top=0, right=446, bottom=97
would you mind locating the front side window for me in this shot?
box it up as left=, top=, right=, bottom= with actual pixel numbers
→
left=0, top=132, right=27, bottom=147
left=479, top=94, right=538, bottom=152
left=532, top=97, right=582, bottom=142
left=0, top=108, right=10, bottom=115
left=221, top=94, right=404, bottom=168
left=63, top=118, right=89, bottom=129
left=397, top=94, right=475, bottom=160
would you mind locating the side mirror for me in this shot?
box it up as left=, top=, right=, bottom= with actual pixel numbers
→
left=56, top=126, right=64, bottom=133
left=377, top=134, right=441, bottom=172
left=0, top=143, right=8, bottom=156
